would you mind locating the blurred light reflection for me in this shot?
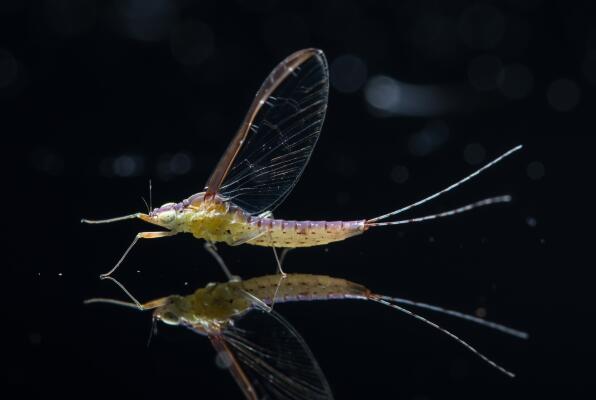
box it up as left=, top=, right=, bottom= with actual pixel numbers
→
left=29, top=148, right=64, bottom=176
left=330, top=54, right=367, bottom=93
left=364, top=75, right=485, bottom=116
left=408, top=120, right=449, bottom=157
left=498, top=64, right=534, bottom=99
left=99, top=154, right=144, bottom=178
left=157, top=152, right=194, bottom=180
left=459, top=3, right=505, bottom=50
left=0, top=49, right=18, bottom=88
left=170, top=21, right=214, bottom=66
left=390, top=165, right=409, bottom=184
left=463, top=143, right=486, bottom=165
left=112, top=0, right=177, bottom=42
left=468, top=54, right=502, bottom=91
left=43, top=0, right=97, bottom=37
left=547, top=78, right=580, bottom=112
left=526, top=161, right=545, bottom=180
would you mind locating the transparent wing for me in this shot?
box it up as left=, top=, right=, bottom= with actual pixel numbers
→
left=209, top=309, right=333, bottom=400
left=204, top=48, right=329, bottom=215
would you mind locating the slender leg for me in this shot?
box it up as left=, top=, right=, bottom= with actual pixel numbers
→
left=279, top=248, right=292, bottom=268
left=100, top=231, right=176, bottom=278
left=272, top=246, right=287, bottom=276
left=101, top=276, right=143, bottom=308
left=203, top=241, right=239, bottom=281
left=242, top=289, right=272, bottom=313
left=269, top=235, right=288, bottom=310
left=84, top=276, right=169, bottom=311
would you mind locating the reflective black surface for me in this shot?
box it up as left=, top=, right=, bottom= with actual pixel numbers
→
left=7, top=1, right=591, bottom=398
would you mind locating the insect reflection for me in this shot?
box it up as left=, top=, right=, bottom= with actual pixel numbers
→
left=82, top=48, right=522, bottom=279
left=86, top=274, right=527, bottom=399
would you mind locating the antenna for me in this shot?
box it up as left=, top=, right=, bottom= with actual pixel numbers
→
left=149, top=179, right=153, bottom=212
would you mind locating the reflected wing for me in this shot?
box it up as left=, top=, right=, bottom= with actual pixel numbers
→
left=204, top=48, right=329, bottom=215
left=208, top=309, right=333, bottom=400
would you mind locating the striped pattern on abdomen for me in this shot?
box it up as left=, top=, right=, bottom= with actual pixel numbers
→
left=239, top=274, right=370, bottom=304
left=244, top=217, right=367, bottom=248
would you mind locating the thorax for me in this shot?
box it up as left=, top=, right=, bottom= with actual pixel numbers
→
left=174, top=198, right=249, bottom=243
left=184, top=282, right=252, bottom=332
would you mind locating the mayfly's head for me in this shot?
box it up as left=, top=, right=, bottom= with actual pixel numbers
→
left=153, top=295, right=191, bottom=327
left=148, top=202, right=181, bottom=229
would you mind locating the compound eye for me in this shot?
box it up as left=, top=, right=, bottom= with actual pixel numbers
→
left=159, top=209, right=176, bottom=223
left=160, top=311, right=180, bottom=326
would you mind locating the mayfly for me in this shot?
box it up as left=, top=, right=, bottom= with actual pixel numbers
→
left=86, top=274, right=527, bottom=399
left=82, top=48, right=522, bottom=278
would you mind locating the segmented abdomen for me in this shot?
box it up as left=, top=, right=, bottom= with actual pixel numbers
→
left=244, top=216, right=366, bottom=248
left=240, top=274, right=370, bottom=305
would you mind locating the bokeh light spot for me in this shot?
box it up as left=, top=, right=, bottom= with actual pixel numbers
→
left=468, top=54, right=502, bottom=91
left=582, top=51, right=596, bottom=86
left=0, top=49, right=18, bottom=88
left=113, top=0, right=177, bottom=42
left=330, top=54, right=367, bottom=93
left=364, top=75, right=400, bottom=113
left=390, top=165, right=409, bottom=184
left=410, top=14, right=458, bottom=59
left=463, top=143, right=486, bottom=165
left=459, top=4, right=505, bottom=50
left=408, top=120, right=449, bottom=157
left=157, top=152, right=194, bottom=180
left=526, top=161, right=545, bottom=180
left=43, top=0, right=97, bottom=37
left=29, top=148, right=64, bottom=176
left=498, top=64, right=534, bottom=99
left=215, top=350, right=233, bottom=369
left=170, top=21, right=214, bottom=66
left=100, top=154, right=144, bottom=178
left=261, top=14, right=309, bottom=53
left=546, top=78, right=580, bottom=112
left=113, top=154, right=143, bottom=177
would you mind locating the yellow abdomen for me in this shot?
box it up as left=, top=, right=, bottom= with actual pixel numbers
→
left=177, top=202, right=366, bottom=248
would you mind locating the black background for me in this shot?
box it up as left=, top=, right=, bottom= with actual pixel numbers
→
left=6, top=0, right=593, bottom=398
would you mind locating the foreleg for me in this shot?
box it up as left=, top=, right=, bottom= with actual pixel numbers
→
left=100, top=231, right=176, bottom=278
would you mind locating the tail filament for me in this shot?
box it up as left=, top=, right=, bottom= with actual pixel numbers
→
left=370, top=296, right=516, bottom=377
left=367, top=195, right=511, bottom=227
left=367, top=145, right=522, bottom=225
